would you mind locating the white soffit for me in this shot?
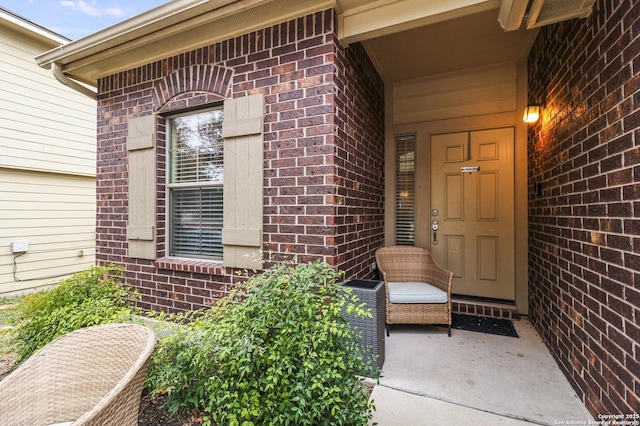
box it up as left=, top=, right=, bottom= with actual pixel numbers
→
left=526, top=0, right=596, bottom=29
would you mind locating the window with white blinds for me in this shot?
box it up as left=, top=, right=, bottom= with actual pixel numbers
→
left=395, top=135, right=415, bottom=245
left=168, top=108, right=224, bottom=258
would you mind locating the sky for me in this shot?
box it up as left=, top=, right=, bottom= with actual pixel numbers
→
left=4, top=0, right=170, bottom=40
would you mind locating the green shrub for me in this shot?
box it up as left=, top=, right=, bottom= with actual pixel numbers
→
left=8, top=265, right=135, bottom=362
left=147, top=260, right=376, bottom=426
left=0, top=297, right=20, bottom=358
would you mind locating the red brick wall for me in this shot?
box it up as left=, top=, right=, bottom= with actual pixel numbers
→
left=95, top=10, right=384, bottom=313
left=333, top=35, right=385, bottom=279
left=527, top=0, right=639, bottom=416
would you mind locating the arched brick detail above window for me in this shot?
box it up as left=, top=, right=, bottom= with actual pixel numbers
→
left=153, top=64, right=233, bottom=112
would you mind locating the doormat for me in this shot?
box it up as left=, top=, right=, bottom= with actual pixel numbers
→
left=451, top=313, right=518, bottom=338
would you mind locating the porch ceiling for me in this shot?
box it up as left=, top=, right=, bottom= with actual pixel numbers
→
left=361, top=7, right=537, bottom=84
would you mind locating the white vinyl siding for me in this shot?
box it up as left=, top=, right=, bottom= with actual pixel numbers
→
left=0, top=22, right=96, bottom=176
left=0, top=169, right=96, bottom=294
left=0, top=14, right=97, bottom=295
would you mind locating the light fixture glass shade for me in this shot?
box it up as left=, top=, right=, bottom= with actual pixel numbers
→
left=523, top=105, right=540, bottom=123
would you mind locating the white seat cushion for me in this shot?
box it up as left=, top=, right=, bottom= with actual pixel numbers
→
left=387, top=281, right=448, bottom=304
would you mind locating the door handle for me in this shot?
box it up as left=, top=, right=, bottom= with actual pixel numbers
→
left=431, top=220, right=439, bottom=245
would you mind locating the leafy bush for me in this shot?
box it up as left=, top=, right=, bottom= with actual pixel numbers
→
left=8, top=264, right=135, bottom=362
left=147, top=260, right=376, bottom=426
left=0, top=297, right=20, bottom=359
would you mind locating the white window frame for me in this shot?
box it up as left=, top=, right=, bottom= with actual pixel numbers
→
left=166, top=106, right=225, bottom=260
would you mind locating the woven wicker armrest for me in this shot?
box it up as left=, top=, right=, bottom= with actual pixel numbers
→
left=422, top=255, right=453, bottom=294
left=0, top=323, right=156, bottom=426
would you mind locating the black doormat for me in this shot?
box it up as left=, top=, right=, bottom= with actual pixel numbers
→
left=451, top=313, right=518, bottom=338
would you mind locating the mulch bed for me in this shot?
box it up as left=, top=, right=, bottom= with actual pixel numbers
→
left=138, top=392, right=205, bottom=426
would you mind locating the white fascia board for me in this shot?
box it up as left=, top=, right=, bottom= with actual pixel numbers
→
left=497, top=0, right=529, bottom=31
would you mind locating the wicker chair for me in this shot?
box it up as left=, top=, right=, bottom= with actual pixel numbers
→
left=375, top=246, right=453, bottom=336
left=0, top=323, right=156, bottom=426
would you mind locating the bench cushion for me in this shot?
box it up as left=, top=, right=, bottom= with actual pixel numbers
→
left=387, top=281, right=448, bottom=304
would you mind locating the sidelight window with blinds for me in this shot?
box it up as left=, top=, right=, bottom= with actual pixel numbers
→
left=395, top=135, right=415, bottom=245
left=168, top=108, right=224, bottom=259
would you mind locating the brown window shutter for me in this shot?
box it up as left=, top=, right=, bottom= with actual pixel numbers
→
left=222, top=94, right=264, bottom=269
left=126, top=115, right=157, bottom=260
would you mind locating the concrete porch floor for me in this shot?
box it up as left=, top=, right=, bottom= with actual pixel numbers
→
left=369, top=318, right=594, bottom=425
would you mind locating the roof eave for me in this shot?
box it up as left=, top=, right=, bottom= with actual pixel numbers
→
left=0, top=7, right=70, bottom=45
left=34, top=0, right=260, bottom=80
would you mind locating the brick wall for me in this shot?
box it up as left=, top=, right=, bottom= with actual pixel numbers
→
left=527, top=0, right=639, bottom=416
left=95, top=9, right=384, bottom=313
left=332, top=36, right=385, bottom=280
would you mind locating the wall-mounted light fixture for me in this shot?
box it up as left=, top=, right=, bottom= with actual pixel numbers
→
left=523, top=105, right=540, bottom=123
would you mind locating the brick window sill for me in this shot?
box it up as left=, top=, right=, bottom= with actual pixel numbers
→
left=155, top=257, right=226, bottom=276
